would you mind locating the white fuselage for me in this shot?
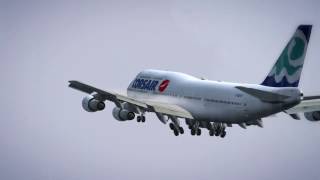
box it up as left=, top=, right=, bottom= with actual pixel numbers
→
left=127, top=69, right=301, bottom=124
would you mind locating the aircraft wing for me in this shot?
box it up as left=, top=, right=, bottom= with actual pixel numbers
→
left=285, top=98, right=320, bottom=114
left=68, top=80, right=194, bottom=119
left=145, top=101, right=193, bottom=119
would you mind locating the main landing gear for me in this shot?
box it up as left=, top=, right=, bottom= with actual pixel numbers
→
left=169, top=116, right=184, bottom=136
left=186, top=120, right=227, bottom=138
left=189, top=121, right=202, bottom=136
left=208, top=123, right=227, bottom=138
left=169, top=123, right=184, bottom=136
left=137, top=115, right=146, bottom=123
left=166, top=118, right=228, bottom=138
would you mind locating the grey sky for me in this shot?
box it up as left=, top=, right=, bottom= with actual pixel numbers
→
left=1, top=0, right=320, bottom=180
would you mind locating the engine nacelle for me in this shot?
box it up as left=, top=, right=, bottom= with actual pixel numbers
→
left=112, top=107, right=135, bottom=121
left=82, top=95, right=105, bottom=112
left=304, top=111, right=320, bottom=121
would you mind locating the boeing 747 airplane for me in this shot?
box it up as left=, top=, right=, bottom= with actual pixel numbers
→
left=69, top=25, right=320, bottom=138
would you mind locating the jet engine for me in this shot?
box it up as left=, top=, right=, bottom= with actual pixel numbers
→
left=112, top=107, right=135, bottom=121
left=304, top=111, right=320, bottom=121
left=82, top=95, right=105, bottom=112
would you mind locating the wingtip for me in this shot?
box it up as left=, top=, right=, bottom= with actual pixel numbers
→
left=68, top=80, right=78, bottom=87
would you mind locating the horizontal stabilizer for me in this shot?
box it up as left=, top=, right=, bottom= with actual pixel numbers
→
left=303, top=96, right=320, bottom=101
left=235, top=86, right=289, bottom=103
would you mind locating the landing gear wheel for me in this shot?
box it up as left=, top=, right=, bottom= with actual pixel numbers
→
left=141, top=116, right=146, bottom=123
left=209, top=130, right=214, bottom=136
left=169, top=123, right=175, bottom=130
left=179, top=127, right=184, bottom=134
left=215, top=128, right=221, bottom=136
left=197, top=129, right=201, bottom=136
left=137, top=116, right=141, bottom=122
left=174, top=130, right=179, bottom=136
left=220, top=131, right=226, bottom=138
left=191, top=129, right=196, bottom=136
left=215, top=131, right=220, bottom=136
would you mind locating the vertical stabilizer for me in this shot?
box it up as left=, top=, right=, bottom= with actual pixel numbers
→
left=261, top=25, right=312, bottom=87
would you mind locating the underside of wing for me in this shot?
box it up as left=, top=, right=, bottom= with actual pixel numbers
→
left=68, top=80, right=194, bottom=119
left=285, top=99, right=320, bottom=114
left=69, top=80, right=118, bottom=102
left=284, top=96, right=320, bottom=121
left=145, top=101, right=194, bottom=119
left=115, top=93, right=194, bottom=119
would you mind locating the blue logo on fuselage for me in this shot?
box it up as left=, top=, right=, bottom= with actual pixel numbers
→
left=131, top=78, right=159, bottom=91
